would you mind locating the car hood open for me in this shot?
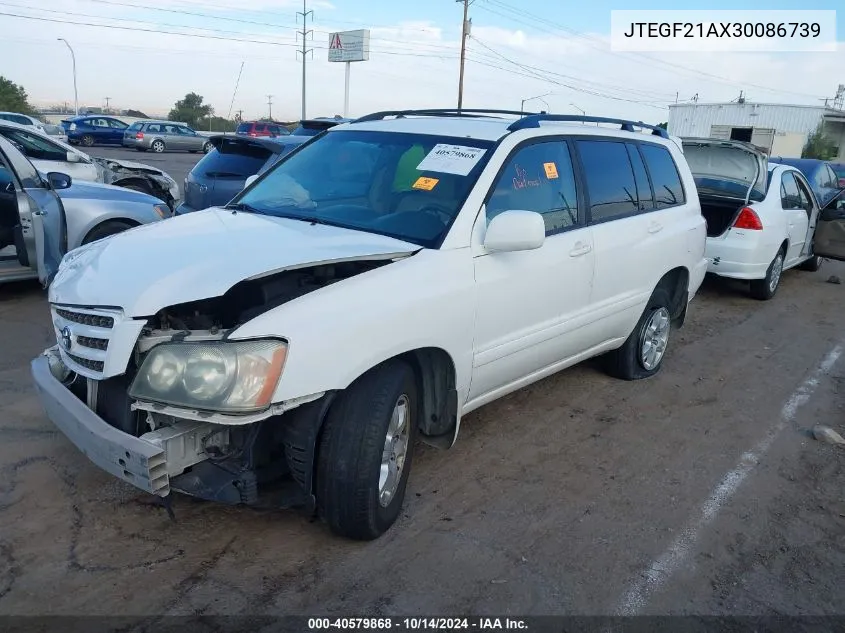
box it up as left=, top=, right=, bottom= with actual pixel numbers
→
left=48, top=207, right=421, bottom=317
left=681, top=137, right=768, bottom=203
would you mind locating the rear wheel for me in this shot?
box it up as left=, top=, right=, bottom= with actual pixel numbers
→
left=604, top=287, right=673, bottom=381
left=151, top=139, right=165, bottom=153
left=80, top=134, right=95, bottom=147
left=82, top=220, right=135, bottom=245
left=202, top=141, right=213, bottom=153
left=750, top=248, right=785, bottom=300
left=316, top=360, right=418, bottom=540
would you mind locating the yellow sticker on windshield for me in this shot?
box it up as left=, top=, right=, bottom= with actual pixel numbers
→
left=413, top=176, right=439, bottom=191
left=543, top=162, right=559, bottom=179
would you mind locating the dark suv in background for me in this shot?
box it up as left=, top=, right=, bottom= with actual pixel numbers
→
left=175, top=134, right=305, bottom=214
left=235, top=121, right=290, bottom=138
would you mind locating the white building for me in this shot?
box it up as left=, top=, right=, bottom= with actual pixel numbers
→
left=668, top=101, right=845, bottom=161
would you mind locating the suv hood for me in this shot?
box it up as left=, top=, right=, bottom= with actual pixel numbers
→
left=681, top=138, right=768, bottom=203
left=48, top=207, right=421, bottom=316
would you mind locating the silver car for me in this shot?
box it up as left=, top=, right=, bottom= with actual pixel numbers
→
left=122, top=121, right=213, bottom=154
left=0, top=134, right=171, bottom=286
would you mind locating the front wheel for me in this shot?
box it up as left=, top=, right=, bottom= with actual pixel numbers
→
left=80, top=134, right=95, bottom=147
left=799, top=254, right=823, bottom=272
left=750, top=248, right=785, bottom=300
left=316, top=360, right=418, bottom=540
left=604, top=287, right=673, bottom=380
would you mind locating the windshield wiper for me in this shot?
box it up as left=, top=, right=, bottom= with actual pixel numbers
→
left=225, top=202, right=262, bottom=214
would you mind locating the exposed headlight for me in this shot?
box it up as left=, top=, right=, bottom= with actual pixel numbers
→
left=129, top=340, right=288, bottom=413
left=153, top=203, right=171, bottom=219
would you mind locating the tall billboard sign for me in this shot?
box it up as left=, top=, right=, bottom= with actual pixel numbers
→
left=328, top=29, right=370, bottom=116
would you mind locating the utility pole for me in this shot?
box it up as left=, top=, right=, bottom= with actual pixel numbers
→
left=296, top=0, right=314, bottom=121
left=104, top=97, right=111, bottom=113
left=457, top=0, right=470, bottom=110
left=227, top=61, right=245, bottom=121
left=267, top=95, right=273, bottom=120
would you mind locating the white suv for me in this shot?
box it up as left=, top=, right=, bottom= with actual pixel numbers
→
left=32, top=110, right=708, bottom=540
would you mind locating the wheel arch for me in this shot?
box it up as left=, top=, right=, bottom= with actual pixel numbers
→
left=81, top=218, right=140, bottom=245
left=656, top=266, right=689, bottom=326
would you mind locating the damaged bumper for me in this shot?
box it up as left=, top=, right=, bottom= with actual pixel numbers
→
left=32, top=351, right=170, bottom=496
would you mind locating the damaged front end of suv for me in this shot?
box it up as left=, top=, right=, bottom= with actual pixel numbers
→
left=32, top=220, right=416, bottom=517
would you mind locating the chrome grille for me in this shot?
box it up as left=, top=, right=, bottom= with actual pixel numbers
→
left=76, top=335, right=109, bottom=351
left=51, top=305, right=120, bottom=379
left=55, top=308, right=115, bottom=329
left=67, top=352, right=105, bottom=373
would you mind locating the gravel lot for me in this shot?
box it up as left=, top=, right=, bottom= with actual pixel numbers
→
left=1, top=204, right=844, bottom=619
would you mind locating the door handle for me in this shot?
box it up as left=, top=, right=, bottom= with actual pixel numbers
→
left=569, top=242, right=592, bottom=257
left=647, top=222, right=663, bottom=234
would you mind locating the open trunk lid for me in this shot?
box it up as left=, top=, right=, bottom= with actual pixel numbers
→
left=681, top=138, right=768, bottom=204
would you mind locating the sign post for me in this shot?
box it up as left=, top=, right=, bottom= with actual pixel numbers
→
left=328, top=29, right=370, bottom=117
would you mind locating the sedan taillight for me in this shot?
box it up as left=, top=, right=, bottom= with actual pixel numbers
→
left=135, top=132, right=144, bottom=139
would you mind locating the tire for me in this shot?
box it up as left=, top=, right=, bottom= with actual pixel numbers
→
left=799, top=254, right=823, bottom=272
left=151, top=140, right=165, bottom=153
left=750, top=247, right=785, bottom=301
left=80, top=134, right=95, bottom=147
left=202, top=141, right=213, bottom=153
left=604, top=287, right=673, bottom=381
left=316, top=360, right=418, bottom=540
left=82, top=220, right=135, bottom=245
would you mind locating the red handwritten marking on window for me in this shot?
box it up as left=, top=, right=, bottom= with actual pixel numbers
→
left=512, top=164, right=541, bottom=190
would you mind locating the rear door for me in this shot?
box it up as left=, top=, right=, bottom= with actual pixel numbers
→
left=810, top=188, right=845, bottom=261
left=779, top=170, right=811, bottom=264
left=106, top=118, right=128, bottom=144
left=0, top=135, right=67, bottom=284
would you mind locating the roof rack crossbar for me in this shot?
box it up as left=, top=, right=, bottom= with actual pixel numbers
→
left=507, top=114, right=669, bottom=138
left=353, top=108, right=545, bottom=123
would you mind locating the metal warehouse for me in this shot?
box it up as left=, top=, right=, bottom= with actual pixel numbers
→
left=667, top=99, right=845, bottom=161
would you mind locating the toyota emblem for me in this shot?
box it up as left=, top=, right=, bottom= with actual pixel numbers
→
left=60, top=326, right=73, bottom=351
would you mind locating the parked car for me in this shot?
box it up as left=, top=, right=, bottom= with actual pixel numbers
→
left=289, top=116, right=353, bottom=137
left=0, top=111, right=49, bottom=133
left=61, top=115, right=129, bottom=147
left=41, top=123, right=68, bottom=144
left=0, top=134, right=171, bottom=286
left=122, top=121, right=213, bottom=154
left=33, top=110, right=718, bottom=540
left=176, top=134, right=306, bottom=214
left=830, top=162, right=845, bottom=188
left=235, top=121, right=291, bottom=138
left=0, top=120, right=181, bottom=209
left=768, top=157, right=842, bottom=210
left=682, top=138, right=844, bottom=299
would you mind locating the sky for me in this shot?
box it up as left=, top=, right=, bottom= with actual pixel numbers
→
left=0, top=0, right=843, bottom=124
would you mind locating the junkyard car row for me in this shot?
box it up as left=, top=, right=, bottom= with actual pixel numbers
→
left=2, top=108, right=843, bottom=541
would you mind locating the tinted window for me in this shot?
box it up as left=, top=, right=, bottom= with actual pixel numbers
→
left=780, top=172, right=802, bottom=209
left=0, top=135, right=41, bottom=188
left=487, top=140, right=579, bottom=235
left=640, top=143, right=685, bottom=208
left=195, top=140, right=274, bottom=177
left=577, top=140, right=638, bottom=222
left=236, top=131, right=494, bottom=248
left=626, top=143, right=653, bottom=211
left=0, top=128, right=66, bottom=162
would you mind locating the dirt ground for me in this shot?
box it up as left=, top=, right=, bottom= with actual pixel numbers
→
left=1, top=262, right=844, bottom=623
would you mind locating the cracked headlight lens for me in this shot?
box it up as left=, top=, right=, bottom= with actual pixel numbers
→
left=129, top=340, right=287, bottom=413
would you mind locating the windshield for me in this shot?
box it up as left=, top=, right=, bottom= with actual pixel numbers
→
left=232, top=130, right=494, bottom=248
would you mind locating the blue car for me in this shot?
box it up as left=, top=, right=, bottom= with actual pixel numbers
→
left=175, top=134, right=306, bottom=215
left=61, top=115, right=130, bottom=147
left=768, top=157, right=843, bottom=209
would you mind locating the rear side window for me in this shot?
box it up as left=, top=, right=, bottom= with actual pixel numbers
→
left=780, top=172, right=802, bottom=209
left=195, top=139, right=273, bottom=177
left=128, top=122, right=142, bottom=131
left=639, top=144, right=685, bottom=209
left=487, top=140, right=580, bottom=235
left=576, top=140, right=638, bottom=222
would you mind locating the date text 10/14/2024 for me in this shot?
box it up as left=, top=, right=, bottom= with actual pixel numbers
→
left=307, top=618, right=529, bottom=630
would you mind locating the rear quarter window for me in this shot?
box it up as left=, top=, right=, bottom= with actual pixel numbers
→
left=639, top=143, right=686, bottom=209
left=128, top=122, right=143, bottom=131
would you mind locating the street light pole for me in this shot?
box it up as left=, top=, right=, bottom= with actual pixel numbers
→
left=58, top=38, right=79, bottom=116
left=521, top=92, right=552, bottom=115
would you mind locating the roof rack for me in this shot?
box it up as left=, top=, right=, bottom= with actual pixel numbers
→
left=353, top=108, right=545, bottom=123
left=507, top=114, right=669, bottom=138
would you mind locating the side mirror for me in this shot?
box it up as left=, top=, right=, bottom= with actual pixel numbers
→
left=47, top=172, right=72, bottom=190
left=244, top=174, right=259, bottom=189
left=66, top=151, right=82, bottom=163
left=483, top=209, right=546, bottom=252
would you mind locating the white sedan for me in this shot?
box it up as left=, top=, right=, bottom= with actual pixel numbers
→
left=682, top=138, right=840, bottom=300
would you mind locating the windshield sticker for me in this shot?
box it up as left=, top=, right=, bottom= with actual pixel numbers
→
left=412, top=176, right=439, bottom=191
left=416, top=144, right=487, bottom=176
left=543, top=162, right=559, bottom=179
